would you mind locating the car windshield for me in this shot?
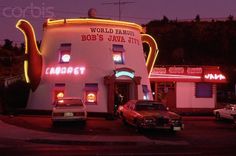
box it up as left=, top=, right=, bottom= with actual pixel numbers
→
left=55, top=99, right=83, bottom=107
left=227, top=99, right=236, bottom=104
left=135, top=102, right=167, bottom=111
left=225, top=104, right=236, bottom=110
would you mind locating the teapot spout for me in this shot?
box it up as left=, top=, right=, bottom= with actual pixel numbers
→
left=16, top=19, right=42, bottom=92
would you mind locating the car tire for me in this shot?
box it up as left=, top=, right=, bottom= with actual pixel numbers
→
left=135, top=119, right=143, bottom=133
left=169, top=126, right=177, bottom=134
left=52, top=121, right=59, bottom=127
left=79, top=120, right=86, bottom=126
left=215, top=112, right=221, bottom=121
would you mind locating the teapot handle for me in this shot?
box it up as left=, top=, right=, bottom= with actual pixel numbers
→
left=141, top=34, right=159, bottom=76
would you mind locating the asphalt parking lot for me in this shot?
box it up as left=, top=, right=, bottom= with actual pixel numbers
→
left=1, top=115, right=236, bottom=156
left=0, top=115, right=148, bottom=136
left=0, top=114, right=234, bottom=136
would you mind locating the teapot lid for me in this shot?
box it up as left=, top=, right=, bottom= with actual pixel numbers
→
left=44, top=18, right=143, bottom=32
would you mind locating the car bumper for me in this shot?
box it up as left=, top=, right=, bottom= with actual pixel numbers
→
left=52, top=116, right=87, bottom=122
left=139, top=122, right=184, bottom=131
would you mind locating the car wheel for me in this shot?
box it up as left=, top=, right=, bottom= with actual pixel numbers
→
left=215, top=112, right=221, bottom=121
left=135, top=119, right=143, bottom=132
left=52, top=121, right=59, bottom=127
left=79, top=120, right=86, bottom=126
left=169, top=126, right=177, bottom=134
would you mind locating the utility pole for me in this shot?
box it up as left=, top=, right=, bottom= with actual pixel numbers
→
left=102, top=0, right=135, bottom=20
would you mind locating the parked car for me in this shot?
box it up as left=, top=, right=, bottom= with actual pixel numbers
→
left=232, top=114, right=236, bottom=124
left=118, top=100, right=184, bottom=131
left=52, top=98, right=87, bottom=125
left=213, top=104, right=236, bottom=121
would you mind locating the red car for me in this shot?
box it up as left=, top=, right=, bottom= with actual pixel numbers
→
left=118, top=100, right=184, bottom=131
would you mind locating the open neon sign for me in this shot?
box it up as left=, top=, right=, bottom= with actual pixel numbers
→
left=45, top=66, right=85, bottom=75
left=204, top=74, right=226, bottom=80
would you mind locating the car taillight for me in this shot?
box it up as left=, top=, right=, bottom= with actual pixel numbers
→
left=53, top=112, right=64, bottom=117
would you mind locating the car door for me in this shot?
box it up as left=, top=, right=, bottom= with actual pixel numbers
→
left=221, top=105, right=234, bottom=119
left=124, top=102, right=136, bottom=124
left=122, top=102, right=132, bottom=120
left=127, top=103, right=136, bottom=124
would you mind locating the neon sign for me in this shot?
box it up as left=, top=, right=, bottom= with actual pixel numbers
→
left=152, top=67, right=203, bottom=75
left=45, top=66, right=85, bottom=75
left=169, top=67, right=184, bottom=74
left=46, top=18, right=143, bottom=32
left=115, top=71, right=134, bottom=78
left=204, top=74, right=226, bottom=80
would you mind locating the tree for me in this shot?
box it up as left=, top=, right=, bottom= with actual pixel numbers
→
left=3, top=39, right=13, bottom=50
left=195, top=14, right=200, bottom=22
left=161, top=16, right=169, bottom=24
left=227, top=15, right=234, bottom=21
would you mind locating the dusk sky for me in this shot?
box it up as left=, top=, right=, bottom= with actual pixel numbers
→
left=0, top=0, right=236, bottom=45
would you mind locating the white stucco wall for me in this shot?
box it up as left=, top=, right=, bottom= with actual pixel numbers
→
left=176, top=82, right=216, bottom=108
left=26, top=20, right=152, bottom=111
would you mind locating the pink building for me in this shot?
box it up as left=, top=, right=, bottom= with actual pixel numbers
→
left=150, top=66, right=227, bottom=113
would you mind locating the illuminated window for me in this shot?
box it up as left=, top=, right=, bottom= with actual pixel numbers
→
left=195, top=83, right=212, bottom=98
left=142, top=85, right=149, bottom=100
left=59, top=43, right=71, bottom=63
left=112, top=44, right=125, bottom=64
left=87, top=92, right=97, bottom=102
left=84, top=83, right=98, bottom=104
left=56, top=91, right=64, bottom=98
left=54, top=83, right=65, bottom=101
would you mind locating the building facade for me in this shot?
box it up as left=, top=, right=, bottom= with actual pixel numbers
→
left=16, top=18, right=158, bottom=115
left=150, top=66, right=227, bottom=113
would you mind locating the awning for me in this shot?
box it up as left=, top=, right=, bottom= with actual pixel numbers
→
left=150, top=66, right=227, bottom=83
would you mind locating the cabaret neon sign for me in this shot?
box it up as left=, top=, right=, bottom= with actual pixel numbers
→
left=204, top=74, right=226, bottom=80
left=45, top=66, right=85, bottom=75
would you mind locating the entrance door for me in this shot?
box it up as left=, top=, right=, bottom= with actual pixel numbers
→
left=104, top=72, right=141, bottom=115
left=115, top=82, right=130, bottom=105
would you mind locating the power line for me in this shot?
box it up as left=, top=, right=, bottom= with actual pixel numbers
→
left=102, top=0, right=135, bottom=20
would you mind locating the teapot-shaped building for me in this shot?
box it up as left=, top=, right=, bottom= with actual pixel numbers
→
left=16, top=18, right=158, bottom=115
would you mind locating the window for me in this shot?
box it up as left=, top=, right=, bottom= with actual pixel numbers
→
left=59, top=43, right=71, bottom=63
left=112, top=44, right=125, bottom=64
left=195, top=83, right=212, bottom=98
left=53, top=83, right=65, bottom=101
left=84, top=83, right=98, bottom=104
left=142, top=85, right=149, bottom=100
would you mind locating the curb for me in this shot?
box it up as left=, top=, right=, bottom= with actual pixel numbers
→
left=28, top=138, right=189, bottom=146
